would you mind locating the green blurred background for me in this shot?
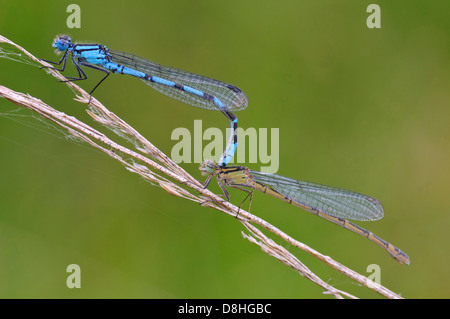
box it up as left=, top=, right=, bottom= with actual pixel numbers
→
left=0, top=0, right=449, bottom=298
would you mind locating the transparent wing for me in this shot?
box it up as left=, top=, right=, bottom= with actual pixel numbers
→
left=249, top=170, right=384, bottom=221
left=109, top=50, right=248, bottom=111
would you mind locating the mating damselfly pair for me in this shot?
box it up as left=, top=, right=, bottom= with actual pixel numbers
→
left=43, top=35, right=409, bottom=264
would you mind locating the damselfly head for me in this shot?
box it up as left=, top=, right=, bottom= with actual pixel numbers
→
left=52, top=35, right=72, bottom=52
left=199, top=159, right=218, bottom=175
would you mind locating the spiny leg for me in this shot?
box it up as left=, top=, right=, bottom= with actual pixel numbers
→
left=78, top=61, right=111, bottom=97
left=229, top=186, right=254, bottom=217
left=57, top=54, right=87, bottom=82
left=198, top=174, right=228, bottom=206
left=40, top=50, right=69, bottom=70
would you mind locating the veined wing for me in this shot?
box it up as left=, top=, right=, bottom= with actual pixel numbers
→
left=109, top=50, right=248, bottom=111
left=249, top=170, right=384, bottom=221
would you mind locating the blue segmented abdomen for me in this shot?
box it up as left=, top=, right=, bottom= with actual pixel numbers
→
left=101, top=60, right=230, bottom=111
